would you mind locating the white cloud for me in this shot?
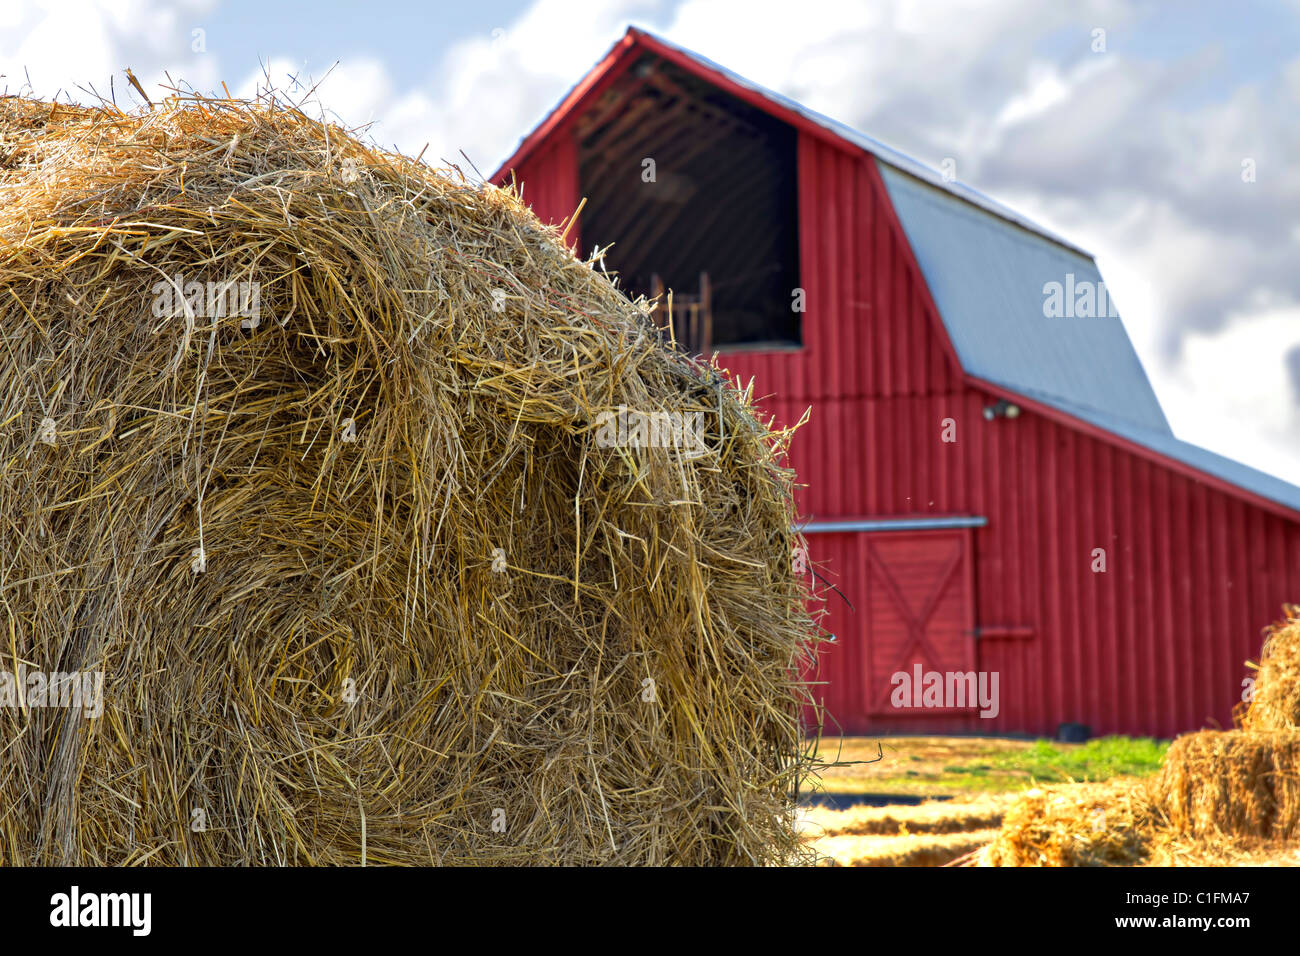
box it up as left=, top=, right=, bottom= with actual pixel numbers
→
left=0, top=0, right=218, bottom=100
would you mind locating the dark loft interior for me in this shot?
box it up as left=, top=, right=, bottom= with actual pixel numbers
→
left=576, top=53, right=801, bottom=352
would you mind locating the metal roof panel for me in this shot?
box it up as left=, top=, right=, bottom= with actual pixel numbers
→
left=878, top=162, right=1173, bottom=436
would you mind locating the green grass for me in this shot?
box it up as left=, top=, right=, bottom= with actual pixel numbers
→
left=812, top=735, right=1171, bottom=796
left=930, top=736, right=1169, bottom=792
left=992, top=736, right=1168, bottom=782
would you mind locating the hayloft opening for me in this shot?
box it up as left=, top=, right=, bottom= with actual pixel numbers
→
left=576, top=53, right=802, bottom=353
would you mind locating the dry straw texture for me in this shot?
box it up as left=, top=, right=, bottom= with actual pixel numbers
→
left=0, top=93, right=820, bottom=865
left=1241, top=605, right=1300, bottom=731
left=981, top=780, right=1156, bottom=867
left=1154, top=731, right=1300, bottom=841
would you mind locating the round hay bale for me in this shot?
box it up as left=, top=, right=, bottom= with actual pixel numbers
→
left=1241, top=605, right=1300, bottom=731
left=0, top=95, right=820, bottom=865
left=1154, top=730, right=1300, bottom=841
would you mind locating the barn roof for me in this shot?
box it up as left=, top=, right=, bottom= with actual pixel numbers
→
left=877, top=165, right=1173, bottom=437
left=493, top=26, right=1300, bottom=519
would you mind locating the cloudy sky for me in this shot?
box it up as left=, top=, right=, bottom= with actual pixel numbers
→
left=4, top=0, right=1299, bottom=484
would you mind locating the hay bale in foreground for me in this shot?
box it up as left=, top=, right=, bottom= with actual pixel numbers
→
left=1154, top=731, right=1300, bottom=841
left=0, top=94, right=820, bottom=865
left=1242, top=605, right=1300, bottom=731
left=981, top=780, right=1156, bottom=867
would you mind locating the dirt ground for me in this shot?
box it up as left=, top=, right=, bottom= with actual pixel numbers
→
left=800, top=792, right=1018, bottom=866
left=807, top=735, right=1052, bottom=797
left=801, top=737, right=1043, bottom=865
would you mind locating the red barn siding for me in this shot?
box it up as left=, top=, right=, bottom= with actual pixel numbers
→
left=802, top=389, right=1300, bottom=738
left=504, top=133, right=581, bottom=251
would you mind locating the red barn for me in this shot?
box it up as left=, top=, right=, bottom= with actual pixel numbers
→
left=491, top=27, right=1300, bottom=739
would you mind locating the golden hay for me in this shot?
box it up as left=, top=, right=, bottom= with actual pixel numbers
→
left=981, top=606, right=1300, bottom=866
left=815, top=829, right=1000, bottom=867
left=0, top=93, right=821, bottom=865
left=981, top=780, right=1157, bottom=867
left=801, top=793, right=1014, bottom=837
left=1154, top=730, right=1300, bottom=841
left=1241, top=605, right=1300, bottom=731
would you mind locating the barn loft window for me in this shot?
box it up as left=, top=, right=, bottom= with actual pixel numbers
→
left=576, top=54, right=802, bottom=354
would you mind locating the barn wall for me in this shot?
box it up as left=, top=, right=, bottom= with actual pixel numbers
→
left=802, top=383, right=1300, bottom=739
left=964, top=394, right=1300, bottom=739
left=502, top=132, right=581, bottom=251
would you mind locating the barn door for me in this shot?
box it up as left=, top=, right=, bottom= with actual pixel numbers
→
left=865, top=530, right=975, bottom=715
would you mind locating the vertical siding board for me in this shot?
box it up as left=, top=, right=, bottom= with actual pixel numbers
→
left=1064, top=429, right=1084, bottom=725
left=915, top=398, right=930, bottom=513
left=1041, top=416, right=1063, bottom=733
left=1111, top=444, right=1134, bottom=732
left=1228, top=496, right=1250, bottom=723
left=1248, top=505, right=1267, bottom=682
left=834, top=400, right=849, bottom=516
left=904, top=247, right=919, bottom=395
left=1114, top=448, right=1133, bottom=731
left=1147, top=465, right=1165, bottom=736
left=1155, top=467, right=1177, bottom=737
left=1081, top=436, right=1101, bottom=731
left=864, top=399, right=879, bottom=514
left=1006, top=412, right=1023, bottom=635
left=877, top=186, right=894, bottom=399
left=858, top=156, right=876, bottom=399
left=850, top=156, right=868, bottom=399
left=820, top=145, right=840, bottom=404
left=1270, top=513, right=1288, bottom=627
left=1170, top=472, right=1192, bottom=730
left=1030, top=412, right=1050, bottom=731
left=966, top=391, right=988, bottom=699
left=1206, top=486, right=1227, bottom=723
left=1193, top=483, right=1208, bottom=727
left=986, top=416, right=1005, bottom=623
left=1101, top=441, right=1120, bottom=733
left=842, top=152, right=860, bottom=401
left=1135, top=459, right=1155, bottom=733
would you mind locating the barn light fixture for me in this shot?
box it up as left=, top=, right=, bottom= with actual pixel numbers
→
left=983, top=399, right=1021, bottom=420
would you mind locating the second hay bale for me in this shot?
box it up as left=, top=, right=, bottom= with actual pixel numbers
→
left=1242, top=605, right=1300, bottom=731
left=980, top=779, right=1156, bottom=867
left=1154, top=730, right=1300, bottom=841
